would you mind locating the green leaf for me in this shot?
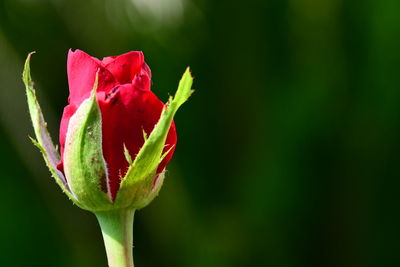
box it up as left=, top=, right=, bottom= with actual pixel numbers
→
left=63, top=74, right=112, bottom=211
left=138, top=172, right=166, bottom=209
left=114, top=67, right=194, bottom=209
left=123, top=144, right=133, bottom=165
left=22, top=52, right=82, bottom=207
left=142, top=128, right=148, bottom=142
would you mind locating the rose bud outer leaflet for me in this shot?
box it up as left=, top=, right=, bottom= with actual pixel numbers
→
left=23, top=51, right=193, bottom=212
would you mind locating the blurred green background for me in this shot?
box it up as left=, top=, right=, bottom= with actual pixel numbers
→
left=0, top=0, right=399, bottom=266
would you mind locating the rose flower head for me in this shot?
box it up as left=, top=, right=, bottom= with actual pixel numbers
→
left=23, top=50, right=193, bottom=212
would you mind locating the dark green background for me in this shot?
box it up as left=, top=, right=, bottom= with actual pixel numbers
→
left=0, top=0, right=399, bottom=266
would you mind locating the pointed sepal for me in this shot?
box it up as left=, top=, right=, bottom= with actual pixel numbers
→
left=63, top=73, right=112, bottom=211
left=114, top=68, right=194, bottom=209
left=23, top=52, right=83, bottom=207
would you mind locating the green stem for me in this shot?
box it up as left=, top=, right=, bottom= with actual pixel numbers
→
left=95, top=209, right=135, bottom=267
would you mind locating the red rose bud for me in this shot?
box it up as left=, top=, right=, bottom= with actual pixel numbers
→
left=23, top=51, right=193, bottom=211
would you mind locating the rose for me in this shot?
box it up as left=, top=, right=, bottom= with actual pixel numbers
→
left=57, top=49, right=177, bottom=201
left=23, top=50, right=193, bottom=267
left=23, top=50, right=193, bottom=212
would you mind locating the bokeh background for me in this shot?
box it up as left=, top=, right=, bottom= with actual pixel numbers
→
left=0, top=0, right=399, bottom=266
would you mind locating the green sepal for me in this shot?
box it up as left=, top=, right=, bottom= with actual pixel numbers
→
left=136, top=172, right=166, bottom=209
left=63, top=73, right=112, bottom=211
left=114, top=68, right=194, bottom=209
left=123, top=144, right=133, bottom=165
left=23, top=53, right=84, bottom=208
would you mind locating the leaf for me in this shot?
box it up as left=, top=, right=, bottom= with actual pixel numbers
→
left=142, top=128, right=148, bottom=142
left=137, top=172, right=166, bottom=209
left=160, top=145, right=175, bottom=163
left=22, top=52, right=81, bottom=206
left=124, top=144, right=133, bottom=165
left=114, top=67, right=194, bottom=209
left=62, top=73, right=112, bottom=211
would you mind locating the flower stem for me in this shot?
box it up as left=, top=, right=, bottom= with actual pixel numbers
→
left=95, top=209, right=135, bottom=267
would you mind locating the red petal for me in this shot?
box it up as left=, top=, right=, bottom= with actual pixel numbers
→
left=67, top=49, right=116, bottom=105
left=132, top=67, right=152, bottom=91
left=101, top=56, right=116, bottom=65
left=158, top=121, right=176, bottom=173
left=103, top=51, right=144, bottom=85
left=97, top=84, right=177, bottom=200
left=142, top=63, right=152, bottom=80
left=57, top=104, right=77, bottom=173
